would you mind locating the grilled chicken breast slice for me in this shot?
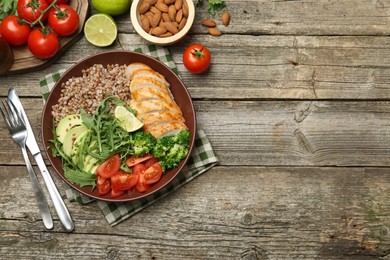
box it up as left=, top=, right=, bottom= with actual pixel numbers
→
left=130, top=76, right=171, bottom=94
left=129, top=98, right=182, bottom=115
left=125, top=62, right=151, bottom=79
left=131, top=69, right=170, bottom=87
left=138, top=111, right=186, bottom=126
left=131, top=85, right=173, bottom=102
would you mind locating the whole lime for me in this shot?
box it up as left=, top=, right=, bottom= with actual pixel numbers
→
left=92, top=0, right=131, bottom=16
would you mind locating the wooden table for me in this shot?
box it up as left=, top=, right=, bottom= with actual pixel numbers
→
left=1, top=0, right=390, bottom=258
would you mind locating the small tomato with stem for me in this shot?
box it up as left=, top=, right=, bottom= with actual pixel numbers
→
left=0, top=15, right=31, bottom=46
left=48, top=4, right=80, bottom=36
left=17, top=0, right=49, bottom=23
left=182, top=43, right=211, bottom=74
left=27, top=28, right=59, bottom=59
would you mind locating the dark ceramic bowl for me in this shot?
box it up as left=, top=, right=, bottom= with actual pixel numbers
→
left=41, top=51, right=196, bottom=202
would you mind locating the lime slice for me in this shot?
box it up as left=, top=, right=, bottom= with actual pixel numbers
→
left=84, top=14, right=117, bottom=47
left=115, top=106, right=144, bottom=132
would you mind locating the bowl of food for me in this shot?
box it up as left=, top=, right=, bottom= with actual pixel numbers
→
left=130, top=0, right=195, bottom=45
left=41, top=51, right=196, bottom=202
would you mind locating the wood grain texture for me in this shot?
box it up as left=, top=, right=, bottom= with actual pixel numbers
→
left=1, top=166, right=390, bottom=259
left=1, top=0, right=390, bottom=258
left=6, top=0, right=89, bottom=74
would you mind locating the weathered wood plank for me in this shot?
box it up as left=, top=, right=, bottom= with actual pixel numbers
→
left=1, top=35, right=390, bottom=99
left=1, top=166, right=390, bottom=259
left=1, top=99, right=390, bottom=167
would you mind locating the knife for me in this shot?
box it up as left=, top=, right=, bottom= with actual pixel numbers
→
left=8, top=88, right=74, bottom=232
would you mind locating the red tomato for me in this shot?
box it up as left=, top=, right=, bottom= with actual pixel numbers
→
left=132, top=164, right=150, bottom=192
left=144, top=157, right=159, bottom=169
left=182, top=43, right=211, bottom=74
left=0, top=15, right=31, bottom=46
left=143, top=162, right=163, bottom=184
left=96, top=154, right=121, bottom=179
left=126, top=154, right=153, bottom=167
left=17, top=0, right=49, bottom=23
left=46, top=0, right=69, bottom=4
left=96, top=176, right=111, bottom=196
left=48, top=4, right=79, bottom=36
left=111, top=171, right=139, bottom=191
left=110, top=188, right=125, bottom=198
left=27, top=29, right=59, bottom=59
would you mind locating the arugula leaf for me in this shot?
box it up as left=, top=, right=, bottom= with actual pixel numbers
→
left=64, top=168, right=96, bottom=188
left=0, top=0, right=17, bottom=21
left=208, top=0, right=226, bottom=16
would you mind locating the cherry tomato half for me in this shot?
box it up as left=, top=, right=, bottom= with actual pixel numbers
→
left=182, top=43, right=211, bottom=74
left=126, top=154, right=153, bottom=167
left=17, top=0, right=49, bottom=23
left=48, top=4, right=79, bottom=36
left=111, top=171, right=139, bottom=191
left=0, top=15, right=31, bottom=46
left=143, top=162, right=163, bottom=185
left=132, top=164, right=150, bottom=193
left=96, top=176, right=111, bottom=196
left=110, top=188, right=125, bottom=198
left=96, top=154, right=121, bottom=179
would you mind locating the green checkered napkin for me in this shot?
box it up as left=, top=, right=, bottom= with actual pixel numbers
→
left=40, top=45, right=219, bottom=226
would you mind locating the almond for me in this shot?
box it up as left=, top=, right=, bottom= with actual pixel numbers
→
left=162, top=12, right=171, bottom=22
left=150, top=26, right=167, bottom=36
left=168, top=4, right=176, bottom=21
left=150, top=6, right=161, bottom=14
left=201, top=19, right=216, bottom=27
left=182, top=2, right=189, bottom=18
left=139, top=2, right=151, bottom=14
left=155, top=2, right=169, bottom=12
left=175, top=0, right=182, bottom=10
left=221, top=11, right=230, bottom=26
left=144, top=0, right=157, bottom=4
left=160, top=32, right=173, bottom=37
left=150, top=12, right=162, bottom=27
left=164, top=0, right=175, bottom=4
left=141, top=16, right=150, bottom=32
left=175, top=9, right=183, bottom=23
left=208, top=28, right=222, bottom=36
left=178, top=17, right=187, bottom=30
left=164, top=22, right=179, bottom=34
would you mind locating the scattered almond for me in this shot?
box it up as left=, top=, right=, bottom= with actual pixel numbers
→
left=155, top=2, right=169, bottom=12
left=221, top=11, right=230, bottom=26
left=175, top=0, right=183, bottom=10
left=202, top=19, right=216, bottom=27
left=208, top=28, right=222, bottom=36
left=139, top=2, right=151, bottom=14
left=150, top=26, right=167, bottom=36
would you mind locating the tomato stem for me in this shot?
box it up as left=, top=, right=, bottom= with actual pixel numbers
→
left=21, top=0, right=58, bottom=28
left=191, top=47, right=205, bottom=59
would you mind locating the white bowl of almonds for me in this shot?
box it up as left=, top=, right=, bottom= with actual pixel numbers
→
left=131, top=0, right=195, bottom=45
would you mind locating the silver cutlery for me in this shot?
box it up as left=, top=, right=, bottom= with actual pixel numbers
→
left=8, top=89, right=74, bottom=232
left=0, top=99, right=54, bottom=230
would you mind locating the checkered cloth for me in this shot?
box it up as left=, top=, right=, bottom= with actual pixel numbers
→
left=40, top=45, right=219, bottom=226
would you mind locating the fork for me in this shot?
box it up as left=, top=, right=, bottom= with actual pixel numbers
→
left=0, top=100, right=54, bottom=230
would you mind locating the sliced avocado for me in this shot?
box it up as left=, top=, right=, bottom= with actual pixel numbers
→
left=56, top=114, right=83, bottom=143
left=83, top=155, right=99, bottom=174
left=63, top=125, right=88, bottom=157
left=70, top=131, right=89, bottom=165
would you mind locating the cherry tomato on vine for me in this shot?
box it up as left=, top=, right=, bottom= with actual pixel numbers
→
left=0, top=15, right=31, bottom=46
left=27, top=29, right=59, bottom=59
left=46, top=0, right=69, bottom=4
left=17, top=0, right=49, bottom=23
left=48, top=4, right=79, bottom=36
left=182, top=43, right=211, bottom=74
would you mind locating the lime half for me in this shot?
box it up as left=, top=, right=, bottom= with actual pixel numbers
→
left=115, top=106, right=144, bottom=132
left=84, top=14, right=118, bottom=47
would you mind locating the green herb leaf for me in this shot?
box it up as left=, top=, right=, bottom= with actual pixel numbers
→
left=208, top=0, right=226, bottom=15
left=64, top=168, right=96, bottom=188
left=0, top=0, right=17, bottom=21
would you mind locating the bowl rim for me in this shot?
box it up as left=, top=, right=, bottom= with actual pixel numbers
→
left=130, top=0, right=195, bottom=45
left=41, top=50, right=196, bottom=202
